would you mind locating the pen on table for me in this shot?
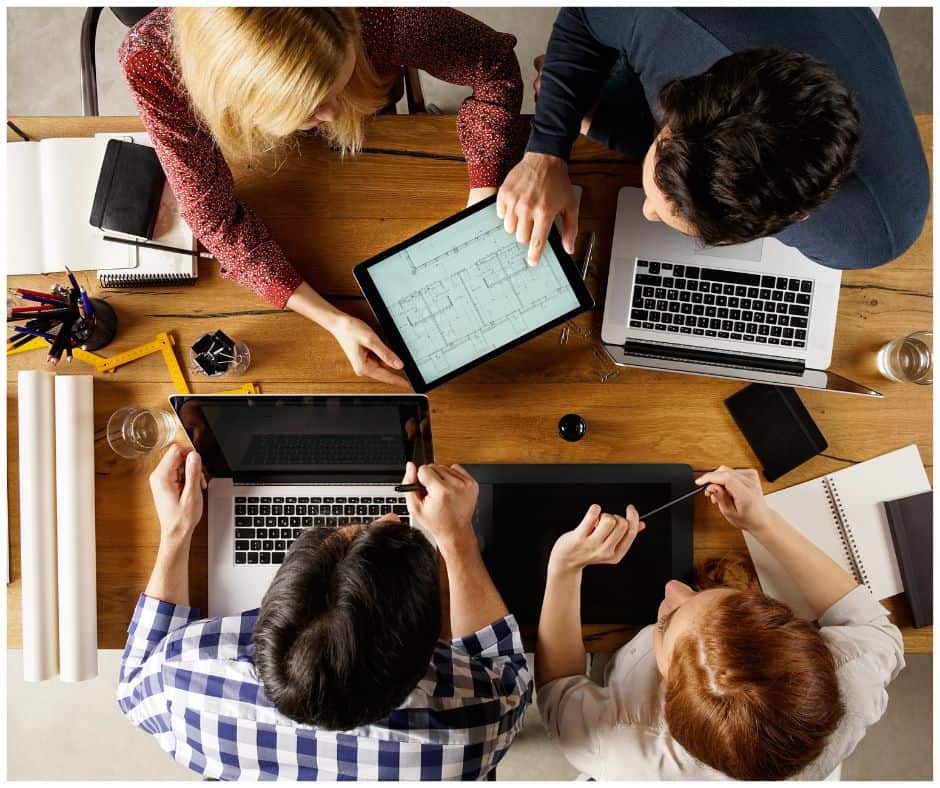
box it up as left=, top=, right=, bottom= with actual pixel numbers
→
left=13, top=290, right=69, bottom=307
left=10, top=304, right=60, bottom=314
left=580, top=231, right=596, bottom=281
left=8, top=332, right=37, bottom=350
left=10, top=325, right=57, bottom=342
left=79, top=287, right=94, bottom=318
left=394, top=483, right=427, bottom=493
left=638, top=485, right=708, bottom=521
left=7, top=308, right=76, bottom=322
left=102, top=235, right=213, bottom=259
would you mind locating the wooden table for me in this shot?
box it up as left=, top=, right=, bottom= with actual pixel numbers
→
left=6, top=115, right=933, bottom=653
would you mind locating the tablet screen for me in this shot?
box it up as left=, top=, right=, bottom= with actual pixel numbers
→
left=366, top=202, right=582, bottom=385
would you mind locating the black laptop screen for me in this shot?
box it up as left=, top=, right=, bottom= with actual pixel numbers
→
left=170, top=395, right=432, bottom=480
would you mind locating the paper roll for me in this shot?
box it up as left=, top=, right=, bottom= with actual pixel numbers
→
left=18, top=370, right=58, bottom=681
left=55, top=375, right=98, bottom=681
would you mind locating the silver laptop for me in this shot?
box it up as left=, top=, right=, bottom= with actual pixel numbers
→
left=602, top=187, right=880, bottom=397
left=170, top=394, right=433, bottom=617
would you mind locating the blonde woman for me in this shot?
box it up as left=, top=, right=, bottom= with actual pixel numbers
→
left=120, top=8, right=525, bottom=385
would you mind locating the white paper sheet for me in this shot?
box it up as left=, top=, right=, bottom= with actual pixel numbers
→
left=18, top=371, right=59, bottom=681
left=54, top=375, right=98, bottom=681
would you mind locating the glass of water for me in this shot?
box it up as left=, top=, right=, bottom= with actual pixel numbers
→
left=107, top=407, right=178, bottom=459
left=877, top=331, right=933, bottom=384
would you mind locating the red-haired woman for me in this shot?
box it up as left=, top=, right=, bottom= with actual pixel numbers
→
left=535, top=467, right=904, bottom=780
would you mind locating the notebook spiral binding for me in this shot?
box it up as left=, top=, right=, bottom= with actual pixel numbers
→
left=823, top=477, right=869, bottom=588
left=98, top=272, right=197, bottom=289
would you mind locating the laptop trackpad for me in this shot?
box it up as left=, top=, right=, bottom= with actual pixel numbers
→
left=694, top=239, right=764, bottom=263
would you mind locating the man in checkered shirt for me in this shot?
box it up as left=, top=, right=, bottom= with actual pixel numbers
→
left=117, top=446, right=532, bottom=780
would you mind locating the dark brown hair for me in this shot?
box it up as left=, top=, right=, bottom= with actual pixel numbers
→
left=252, top=522, right=441, bottom=730
left=654, top=48, right=860, bottom=246
left=664, top=590, right=844, bottom=779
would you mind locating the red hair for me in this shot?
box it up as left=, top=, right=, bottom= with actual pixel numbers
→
left=664, top=590, right=844, bottom=779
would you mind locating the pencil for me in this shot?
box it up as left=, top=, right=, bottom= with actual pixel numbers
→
left=102, top=235, right=213, bottom=258
left=638, top=485, right=707, bottom=521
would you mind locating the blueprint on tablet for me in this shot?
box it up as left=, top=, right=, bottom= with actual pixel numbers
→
left=369, top=203, right=580, bottom=383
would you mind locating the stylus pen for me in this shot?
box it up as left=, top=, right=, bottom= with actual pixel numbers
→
left=102, top=235, right=214, bottom=259
left=639, top=485, right=707, bottom=521
left=394, top=483, right=426, bottom=493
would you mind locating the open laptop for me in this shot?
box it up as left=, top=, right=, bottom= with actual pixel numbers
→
left=170, top=394, right=433, bottom=617
left=601, top=187, right=880, bottom=397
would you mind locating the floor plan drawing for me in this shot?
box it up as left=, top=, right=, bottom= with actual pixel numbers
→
left=369, top=206, right=581, bottom=382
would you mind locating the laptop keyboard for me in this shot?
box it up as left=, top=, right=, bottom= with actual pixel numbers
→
left=629, top=260, right=813, bottom=348
left=232, top=494, right=409, bottom=565
left=243, top=435, right=404, bottom=466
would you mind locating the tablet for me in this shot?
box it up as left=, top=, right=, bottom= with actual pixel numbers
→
left=354, top=195, right=594, bottom=392
left=465, top=464, right=694, bottom=626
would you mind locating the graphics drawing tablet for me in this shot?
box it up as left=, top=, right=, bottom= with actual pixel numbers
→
left=354, top=195, right=594, bottom=392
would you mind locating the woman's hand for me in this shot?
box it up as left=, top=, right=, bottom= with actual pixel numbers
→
left=548, top=504, right=645, bottom=576
left=330, top=314, right=409, bottom=388
left=149, top=445, right=206, bottom=547
left=468, top=187, right=497, bottom=206
left=696, top=466, right=775, bottom=533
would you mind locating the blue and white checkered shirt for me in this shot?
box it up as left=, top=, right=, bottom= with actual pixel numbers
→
left=117, top=594, right=532, bottom=780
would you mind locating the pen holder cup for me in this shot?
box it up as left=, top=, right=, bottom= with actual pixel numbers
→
left=80, top=299, right=118, bottom=351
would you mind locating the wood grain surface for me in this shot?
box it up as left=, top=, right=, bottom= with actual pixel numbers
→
left=6, top=115, right=932, bottom=653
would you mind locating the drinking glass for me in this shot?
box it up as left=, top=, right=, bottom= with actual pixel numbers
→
left=107, top=407, right=177, bottom=459
left=877, top=331, right=933, bottom=384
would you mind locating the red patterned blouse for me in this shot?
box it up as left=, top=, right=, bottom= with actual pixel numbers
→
left=119, top=7, right=525, bottom=307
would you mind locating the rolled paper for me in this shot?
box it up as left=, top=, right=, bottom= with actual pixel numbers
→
left=54, top=375, right=98, bottom=681
left=18, top=370, right=58, bottom=681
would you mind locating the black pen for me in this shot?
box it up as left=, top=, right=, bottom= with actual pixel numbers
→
left=639, top=485, right=707, bottom=521
left=394, top=483, right=426, bottom=493
left=102, top=235, right=213, bottom=258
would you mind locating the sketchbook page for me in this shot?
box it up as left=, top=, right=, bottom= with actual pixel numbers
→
left=828, top=444, right=931, bottom=602
left=743, top=479, right=855, bottom=620
left=95, top=132, right=196, bottom=277
left=6, top=142, right=45, bottom=274
left=39, top=138, right=133, bottom=272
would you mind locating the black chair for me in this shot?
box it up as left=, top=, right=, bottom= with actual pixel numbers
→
left=80, top=7, right=425, bottom=117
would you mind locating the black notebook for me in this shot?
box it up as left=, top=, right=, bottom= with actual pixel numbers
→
left=725, top=384, right=827, bottom=482
left=884, top=491, right=933, bottom=628
left=90, top=139, right=165, bottom=239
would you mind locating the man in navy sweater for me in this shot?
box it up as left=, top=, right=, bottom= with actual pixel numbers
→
left=498, top=8, right=929, bottom=271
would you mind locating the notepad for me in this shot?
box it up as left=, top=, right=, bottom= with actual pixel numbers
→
left=743, top=444, right=931, bottom=620
left=7, top=137, right=134, bottom=274
left=94, top=133, right=198, bottom=288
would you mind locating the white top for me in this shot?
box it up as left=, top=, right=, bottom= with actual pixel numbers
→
left=538, top=586, right=905, bottom=780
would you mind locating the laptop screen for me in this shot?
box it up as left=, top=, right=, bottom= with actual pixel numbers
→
left=169, top=395, right=432, bottom=481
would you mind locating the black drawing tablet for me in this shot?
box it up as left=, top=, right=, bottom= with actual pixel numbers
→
left=355, top=195, right=594, bottom=392
left=464, top=464, right=695, bottom=626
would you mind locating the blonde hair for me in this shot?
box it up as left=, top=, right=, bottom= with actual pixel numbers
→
left=172, top=7, right=391, bottom=162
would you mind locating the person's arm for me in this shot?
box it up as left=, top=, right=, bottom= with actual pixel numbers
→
left=363, top=8, right=525, bottom=196
left=121, top=44, right=407, bottom=387
left=400, top=461, right=508, bottom=635
left=696, top=467, right=858, bottom=617
left=496, top=9, right=628, bottom=265
left=536, top=504, right=644, bottom=688
left=116, top=445, right=206, bottom=743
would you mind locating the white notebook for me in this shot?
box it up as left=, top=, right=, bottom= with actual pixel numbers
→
left=7, top=137, right=134, bottom=274
left=94, top=132, right=198, bottom=288
left=743, top=444, right=931, bottom=620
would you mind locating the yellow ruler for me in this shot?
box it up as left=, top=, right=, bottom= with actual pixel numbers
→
left=7, top=335, right=106, bottom=366
left=9, top=330, right=260, bottom=395
left=96, top=332, right=190, bottom=394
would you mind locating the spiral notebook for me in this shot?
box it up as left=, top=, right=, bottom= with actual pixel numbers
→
left=743, top=445, right=931, bottom=620
left=94, top=132, right=198, bottom=288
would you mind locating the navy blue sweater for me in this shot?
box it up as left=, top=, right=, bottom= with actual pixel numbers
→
left=528, top=8, right=929, bottom=270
